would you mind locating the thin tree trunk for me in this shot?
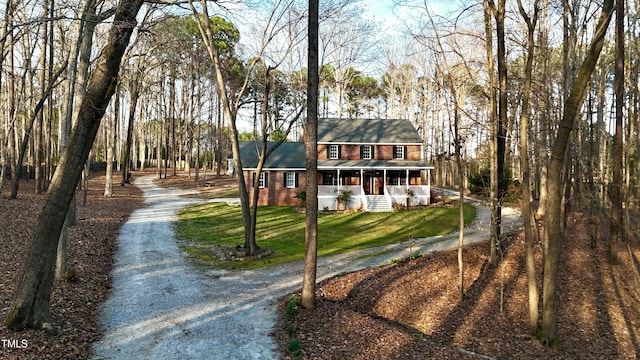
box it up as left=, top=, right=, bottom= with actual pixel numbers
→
left=104, top=91, right=119, bottom=197
left=454, top=94, right=464, bottom=300
left=301, top=0, right=319, bottom=310
left=34, top=0, right=49, bottom=195
left=609, top=0, right=624, bottom=264
left=10, top=65, right=66, bottom=199
left=517, top=0, right=540, bottom=334
left=495, top=0, right=507, bottom=264
left=121, top=77, right=139, bottom=186
left=483, top=0, right=499, bottom=264
left=169, top=75, right=177, bottom=176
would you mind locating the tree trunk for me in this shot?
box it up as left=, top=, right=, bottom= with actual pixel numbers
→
left=1, top=1, right=16, bottom=194
left=216, top=94, right=222, bottom=177
left=104, top=92, right=119, bottom=198
left=540, top=0, right=613, bottom=344
left=55, top=209, right=70, bottom=280
left=169, top=74, right=177, bottom=176
left=609, top=0, right=624, bottom=264
left=517, top=0, right=540, bottom=334
left=189, top=3, right=253, bottom=251
left=121, top=77, right=139, bottom=186
left=494, top=0, right=507, bottom=264
left=4, top=0, right=143, bottom=331
left=453, top=90, right=464, bottom=300
left=10, top=64, right=66, bottom=199
left=483, top=0, right=499, bottom=264
left=301, top=0, right=319, bottom=310
left=34, top=0, right=49, bottom=195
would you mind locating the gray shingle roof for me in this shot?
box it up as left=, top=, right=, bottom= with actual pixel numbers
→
left=239, top=119, right=429, bottom=170
left=318, top=118, right=423, bottom=144
left=239, top=141, right=305, bottom=169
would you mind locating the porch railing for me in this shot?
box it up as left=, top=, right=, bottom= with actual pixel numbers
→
left=387, top=185, right=431, bottom=206
left=318, top=185, right=361, bottom=210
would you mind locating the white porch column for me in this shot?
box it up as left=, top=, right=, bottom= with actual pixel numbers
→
left=428, top=169, right=432, bottom=203
left=383, top=169, right=387, bottom=192
left=337, top=169, right=341, bottom=186
left=405, top=169, right=410, bottom=190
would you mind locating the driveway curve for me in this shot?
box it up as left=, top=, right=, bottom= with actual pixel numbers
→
left=92, top=175, right=520, bottom=359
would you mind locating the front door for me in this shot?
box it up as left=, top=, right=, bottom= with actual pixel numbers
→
left=364, top=171, right=379, bottom=195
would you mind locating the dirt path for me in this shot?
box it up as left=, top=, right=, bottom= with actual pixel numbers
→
left=92, top=175, right=520, bottom=359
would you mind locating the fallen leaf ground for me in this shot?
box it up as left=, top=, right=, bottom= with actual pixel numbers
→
left=275, top=210, right=640, bottom=359
left=1, top=172, right=639, bottom=359
left=0, top=173, right=143, bottom=360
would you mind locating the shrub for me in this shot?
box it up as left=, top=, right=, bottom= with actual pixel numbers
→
left=335, top=188, right=353, bottom=210
left=467, top=168, right=514, bottom=198
left=294, top=191, right=306, bottom=207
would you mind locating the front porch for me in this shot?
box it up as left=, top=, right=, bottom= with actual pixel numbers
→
left=317, top=168, right=432, bottom=212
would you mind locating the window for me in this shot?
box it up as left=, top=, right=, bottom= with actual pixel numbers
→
left=328, top=145, right=339, bottom=159
left=394, top=145, right=405, bottom=159
left=285, top=172, right=298, bottom=188
left=258, top=172, right=268, bottom=188
left=361, top=145, right=372, bottom=160
left=389, top=173, right=407, bottom=185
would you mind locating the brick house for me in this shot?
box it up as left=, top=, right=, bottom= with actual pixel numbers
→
left=239, top=118, right=434, bottom=211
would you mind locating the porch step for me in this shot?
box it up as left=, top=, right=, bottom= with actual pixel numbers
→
left=367, top=196, right=392, bottom=212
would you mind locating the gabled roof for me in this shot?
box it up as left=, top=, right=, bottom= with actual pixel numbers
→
left=318, top=118, right=423, bottom=144
left=239, top=141, right=305, bottom=170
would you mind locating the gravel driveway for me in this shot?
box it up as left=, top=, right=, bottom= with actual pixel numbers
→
left=92, top=175, right=520, bottom=359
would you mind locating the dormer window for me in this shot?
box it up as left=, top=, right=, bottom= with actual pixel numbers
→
left=361, top=145, right=373, bottom=160
left=328, top=145, right=340, bottom=159
left=394, top=145, right=405, bottom=159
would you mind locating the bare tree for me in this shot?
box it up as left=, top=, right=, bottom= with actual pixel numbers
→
left=484, top=0, right=508, bottom=265
left=301, top=0, right=319, bottom=310
left=188, top=0, right=305, bottom=255
left=540, top=0, right=614, bottom=344
left=609, top=0, right=624, bottom=264
left=516, top=0, right=540, bottom=334
left=4, top=0, right=144, bottom=332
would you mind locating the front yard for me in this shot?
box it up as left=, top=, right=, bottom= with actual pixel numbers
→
left=175, top=202, right=475, bottom=270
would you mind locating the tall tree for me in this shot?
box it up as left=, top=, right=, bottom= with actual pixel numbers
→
left=517, top=0, right=540, bottom=334
left=540, top=0, right=614, bottom=344
left=301, top=0, right=319, bottom=310
left=121, top=73, right=141, bottom=186
left=483, top=0, right=499, bottom=264
left=4, top=0, right=144, bottom=331
left=188, top=1, right=304, bottom=256
left=609, top=0, right=624, bottom=264
left=423, top=3, right=467, bottom=299
left=485, top=0, right=507, bottom=265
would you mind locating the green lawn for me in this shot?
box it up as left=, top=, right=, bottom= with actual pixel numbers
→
left=176, top=203, right=476, bottom=270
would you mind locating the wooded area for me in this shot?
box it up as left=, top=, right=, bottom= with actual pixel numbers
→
left=0, top=0, right=638, bottom=348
